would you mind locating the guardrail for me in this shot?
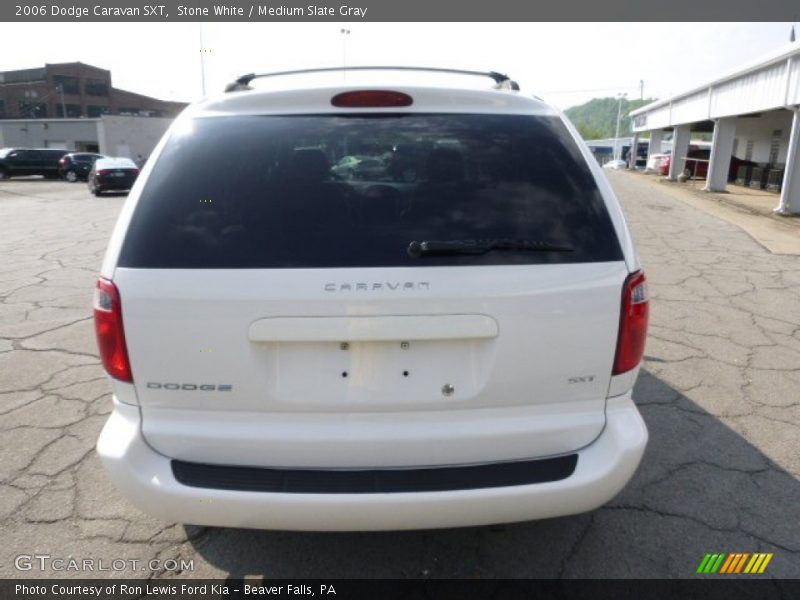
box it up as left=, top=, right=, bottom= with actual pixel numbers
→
left=679, top=156, right=709, bottom=186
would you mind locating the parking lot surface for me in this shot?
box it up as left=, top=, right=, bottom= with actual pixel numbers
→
left=1, top=174, right=798, bottom=578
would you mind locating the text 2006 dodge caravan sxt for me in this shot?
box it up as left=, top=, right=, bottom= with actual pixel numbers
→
left=95, top=67, right=648, bottom=531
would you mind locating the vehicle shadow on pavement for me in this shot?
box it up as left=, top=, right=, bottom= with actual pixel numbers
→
left=185, top=369, right=800, bottom=578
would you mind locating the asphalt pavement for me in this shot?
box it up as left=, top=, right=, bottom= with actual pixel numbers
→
left=0, top=173, right=797, bottom=578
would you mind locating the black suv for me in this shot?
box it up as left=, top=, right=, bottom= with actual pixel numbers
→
left=58, top=153, right=106, bottom=182
left=0, top=148, right=70, bottom=180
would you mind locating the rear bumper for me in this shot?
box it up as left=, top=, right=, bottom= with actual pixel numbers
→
left=97, top=395, right=647, bottom=531
left=96, top=180, right=135, bottom=190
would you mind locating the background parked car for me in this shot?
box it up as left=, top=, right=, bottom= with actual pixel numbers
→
left=602, top=159, right=628, bottom=170
left=59, top=152, right=106, bottom=182
left=87, top=157, right=139, bottom=196
left=0, top=148, right=69, bottom=180
left=646, top=151, right=670, bottom=172
left=660, top=148, right=711, bottom=178
left=660, top=149, right=758, bottom=180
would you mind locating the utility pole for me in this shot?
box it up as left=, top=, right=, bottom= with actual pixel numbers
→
left=614, top=92, right=627, bottom=161
left=23, top=87, right=65, bottom=118
left=58, top=84, right=66, bottom=118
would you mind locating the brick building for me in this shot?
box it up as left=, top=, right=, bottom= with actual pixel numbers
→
left=0, top=62, right=186, bottom=120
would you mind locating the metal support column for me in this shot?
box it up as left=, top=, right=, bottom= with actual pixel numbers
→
left=628, top=132, right=640, bottom=169
left=647, top=129, right=664, bottom=170
left=775, top=107, right=800, bottom=215
left=703, top=117, right=737, bottom=192
left=668, top=124, right=691, bottom=181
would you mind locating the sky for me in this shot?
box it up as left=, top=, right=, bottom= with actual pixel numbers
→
left=0, top=22, right=795, bottom=110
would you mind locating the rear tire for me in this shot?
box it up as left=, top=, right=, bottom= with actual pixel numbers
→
left=65, top=170, right=78, bottom=183
left=0, top=169, right=6, bottom=180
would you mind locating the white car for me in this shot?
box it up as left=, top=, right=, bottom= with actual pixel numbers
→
left=95, top=67, right=649, bottom=531
left=602, top=159, right=628, bottom=170
left=646, top=152, right=670, bottom=172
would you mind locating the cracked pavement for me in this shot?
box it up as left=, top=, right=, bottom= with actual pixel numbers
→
left=1, top=175, right=798, bottom=579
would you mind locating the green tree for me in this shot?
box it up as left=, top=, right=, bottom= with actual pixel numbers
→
left=565, top=97, right=656, bottom=140
left=576, top=124, right=606, bottom=140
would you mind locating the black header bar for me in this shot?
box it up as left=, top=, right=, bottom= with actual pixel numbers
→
left=2, top=0, right=799, bottom=22
left=5, top=579, right=800, bottom=600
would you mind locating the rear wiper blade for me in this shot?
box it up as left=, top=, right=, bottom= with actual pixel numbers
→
left=407, top=239, right=573, bottom=257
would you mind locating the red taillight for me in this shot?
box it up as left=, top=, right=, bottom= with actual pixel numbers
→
left=96, top=169, right=108, bottom=176
left=93, top=278, right=133, bottom=382
left=331, top=90, right=413, bottom=108
left=612, top=271, right=649, bottom=375
left=59, top=158, right=66, bottom=165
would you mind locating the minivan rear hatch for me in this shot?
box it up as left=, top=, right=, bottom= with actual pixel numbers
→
left=112, top=108, right=628, bottom=467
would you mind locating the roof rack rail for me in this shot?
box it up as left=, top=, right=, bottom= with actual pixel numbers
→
left=224, top=66, right=520, bottom=92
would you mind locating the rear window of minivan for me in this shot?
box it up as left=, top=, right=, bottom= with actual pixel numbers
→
left=118, top=113, right=623, bottom=268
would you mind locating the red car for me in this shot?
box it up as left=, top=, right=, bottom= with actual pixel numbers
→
left=660, top=149, right=756, bottom=181
left=659, top=148, right=709, bottom=177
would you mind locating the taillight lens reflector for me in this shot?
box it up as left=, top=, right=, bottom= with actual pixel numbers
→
left=331, top=90, right=413, bottom=108
left=93, top=278, right=133, bottom=382
left=613, top=271, right=649, bottom=375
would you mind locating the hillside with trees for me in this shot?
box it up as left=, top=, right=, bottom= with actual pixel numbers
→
left=564, top=97, right=656, bottom=140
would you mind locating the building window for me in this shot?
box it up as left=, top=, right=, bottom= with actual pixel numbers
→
left=744, top=140, right=754, bottom=162
left=732, top=138, right=739, bottom=157
left=52, top=75, right=80, bottom=95
left=118, top=107, right=142, bottom=116
left=87, top=105, right=110, bottom=117
left=85, top=79, right=110, bottom=96
left=56, top=104, right=82, bottom=118
left=18, top=101, right=47, bottom=118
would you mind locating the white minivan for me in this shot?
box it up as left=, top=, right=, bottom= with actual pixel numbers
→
left=95, top=67, right=649, bottom=531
